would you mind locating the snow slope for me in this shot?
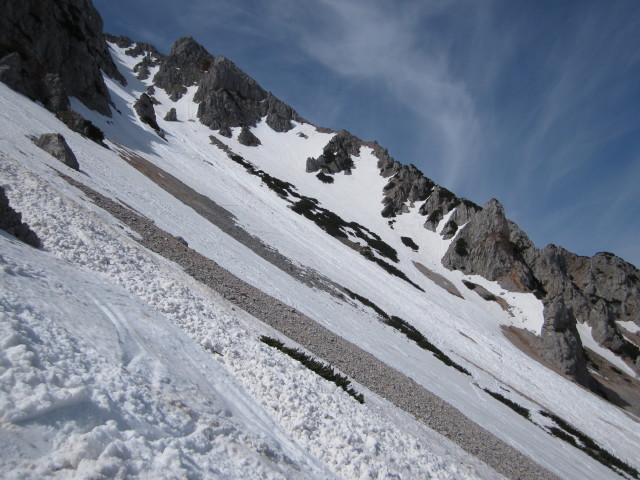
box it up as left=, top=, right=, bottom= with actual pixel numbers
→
left=0, top=36, right=638, bottom=480
left=0, top=84, right=506, bottom=478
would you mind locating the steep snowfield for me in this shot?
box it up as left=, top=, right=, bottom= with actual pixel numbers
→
left=0, top=36, right=638, bottom=479
left=0, top=131, right=504, bottom=478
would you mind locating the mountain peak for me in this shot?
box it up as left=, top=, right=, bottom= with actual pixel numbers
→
left=153, top=36, right=215, bottom=100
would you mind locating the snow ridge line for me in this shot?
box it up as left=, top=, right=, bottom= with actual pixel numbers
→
left=57, top=171, right=560, bottom=480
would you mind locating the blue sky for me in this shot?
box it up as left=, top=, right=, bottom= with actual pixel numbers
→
left=95, top=0, right=640, bottom=268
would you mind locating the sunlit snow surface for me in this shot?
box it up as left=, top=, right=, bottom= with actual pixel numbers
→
left=0, top=40, right=638, bottom=479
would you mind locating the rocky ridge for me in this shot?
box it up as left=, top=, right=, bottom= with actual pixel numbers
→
left=442, top=197, right=640, bottom=388
left=0, top=0, right=124, bottom=116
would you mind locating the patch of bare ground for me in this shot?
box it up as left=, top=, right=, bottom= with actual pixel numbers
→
left=413, top=261, right=463, bottom=298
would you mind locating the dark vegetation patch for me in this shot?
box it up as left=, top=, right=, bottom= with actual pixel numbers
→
left=539, top=410, right=639, bottom=479
left=224, top=149, right=423, bottom=289
left=343, top=290, right=469, bottom=375
left=261, top=336, right=364, bottom=404
left=462, top=280, right=497, bottom=302
left=227, top=153, right=300, bottom=199
left=316, top=172, right=334, bottom=184
left=359, top=247, right=423, bottom=291
left=385, top=316, right=471, bottom=376
left=483, top=389, right=530, bottom=419
left=454, top=238, right=469, bottom=256
left=401, top=236, right=419, bottom=251
left=344, top=288, right=389, bottom=320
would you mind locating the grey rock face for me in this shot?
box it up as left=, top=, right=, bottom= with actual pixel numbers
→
left=439, top=194, right=640, bottom=385
left=306, top=130, right=361, bottom=175
left=0, top=186, right=41, bottom=247
left=164, top=108, right=177, bottom=122
left=218, top=126, right=232, bottom=138
left=153, top=36, right=215, bottom=101
left=32, top=133, right=79, bottom=170
left=442, top=199, right=541, bottom=293
left=134, top=93, right=161, bottom=133
left=0, top=0, right=124, bottom=115
left=537, top=297, right=592, bottom=386
left=237, top=126, right=261, bottom=146
left=529, top=246, right=639, bottom=361
left=194, top=55, right=304, bottom=133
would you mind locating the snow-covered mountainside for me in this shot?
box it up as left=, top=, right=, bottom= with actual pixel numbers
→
left=1, top=1, right=639, bottom=479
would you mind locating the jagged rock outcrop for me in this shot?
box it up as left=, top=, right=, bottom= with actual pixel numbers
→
left=0, top=0, right=124, bottom=116
left=164, top=108, right=177, bottom=122
left=153, top=36, right=214, bottom=101
left=306, top=130, right=361, bottom=175
left=364, top=141, right=479, bottom=224
left=134, top=93, right=161, bottom=133
left=32, top=133, right=79, bottom=170
left=237, top=126, right=261, bottom=146
left=529, top=246, right=639, bottom=360
left=194, top=55, right=304, bottom=133
left=441, top=197, right=640, bottom=385
left=442, top=199, right=541, bottom=294
left=218, top=126, right=232, bottom=138
left=0, top=186, right=41, bottom=247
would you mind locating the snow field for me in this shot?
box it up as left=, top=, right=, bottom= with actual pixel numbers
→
left=0, top=141, right=503, bottom=478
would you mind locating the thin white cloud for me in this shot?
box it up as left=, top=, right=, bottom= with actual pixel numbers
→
left=262, top=0, right=480, bottom=188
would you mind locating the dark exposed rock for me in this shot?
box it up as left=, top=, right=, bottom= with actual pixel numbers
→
left=442, top=199, right=540, bottom=293
left=536, top=296, right=592, bottom=386
left=440, top=196, right=640, bottom=385
left=263, top=94, right=304, bottom=132
left=218, top=126, right=232, bottom=138
left=55, top=109, right=106, bottom=146
left=134, top=93, right=161, bottom=133
left=0, top=0, right=124, bottom=116
left=163, top=107, right=177, bottom=122
left=153, top=36, right=215, bottom=101
left=0, top=186, right=41, bottom=247
left=363, top=140, right=479, bottom=222
left=32, top=133, right=79, bottom=170
left=237, top=126, right=261, bottom=146
left=306, top=130, right=361, bottom=175
left=194, top=55, right=304, bottom=133
left=152, top=37, right=305, bottom=132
